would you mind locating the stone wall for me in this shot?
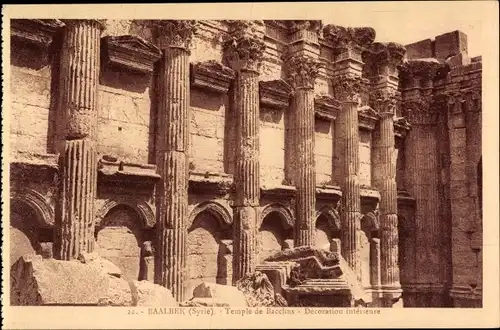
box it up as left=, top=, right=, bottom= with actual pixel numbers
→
left=314, top=117, right=334, bottom=185
left=359, top=130, right=372, bottom=187
left=260, top=107, right=286, bottom=186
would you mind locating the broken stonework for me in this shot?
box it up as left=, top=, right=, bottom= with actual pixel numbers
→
left=190, top=282, right=248, bottom=307
left=235, top=271, right=279, bottom=307
left=10, top=254, right=177, bottom=307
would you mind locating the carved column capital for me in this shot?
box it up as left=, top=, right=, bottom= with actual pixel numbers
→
left=151, top=20, right=197, bottom=50
left=222, top=21, right=266, bottom=72
left=398, top=59, right=447, bottom=87
left=285, top=55, right=322, bottom=90
left=402, top=97, right=439, bottom=125
left=287, top=20, right=323, bottom=34
left=370, top=42, right=406, bottom=67
left=323, top=24, right=376, bottom=53
left=332, top=74, right=365, bottom=103
left=370, top=90, right=398, bottom=115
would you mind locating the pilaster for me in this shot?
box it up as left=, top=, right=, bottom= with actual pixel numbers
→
left=222, top=20, right=266, bottom=281
left=55, top=19, right=105, bottom=260
left=152, top=20, right=197, bottom=301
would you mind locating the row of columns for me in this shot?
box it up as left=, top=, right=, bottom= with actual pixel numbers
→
left=52, top=19, right=404, bottom=304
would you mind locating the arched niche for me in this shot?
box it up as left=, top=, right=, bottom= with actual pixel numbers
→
left=314, top=207, right=341, bottom=252
left=94, top=204, right=145, bottom=281
left=10, top=199, right=42, bottom=267
left=186, top=203, right=232, bottom=299
left=258, top=204, right=294, bottom=262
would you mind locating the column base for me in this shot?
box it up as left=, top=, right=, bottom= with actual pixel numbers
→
left=450, top=285, right=482, bottom=308
left=401, top=283, right=450, bottom=307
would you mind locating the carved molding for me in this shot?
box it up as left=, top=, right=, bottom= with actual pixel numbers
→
left=358, top=106, right=380, bottom=131
left=286, top=20, right=323, bottom=34
left=323, top=24, right=376, bottom=52
left=261, top=185, right=297, bottom=200
left=402, top=97, right=438, bottom=125
left=189, top=172, right=234, bottom=196
left=102, top=35, right=162, bottom=74
left=315, top=95, right=340, bottom=121
left=398, top=59, right=446, bottom=86
left=259, top=79, right=292, bottom=109
left=188, top=201, right=233, bottom=230
left=190, top=60, right=236, bottom=94
left=11, top=19, right=64, bottom=48
left=361, top=211, right=380, bottom=233
left=222, top=20, right=266, bottom=72
left=316, top=206, right=341, bottom=232
left=369, top=89, right=398, bottom=115
left=97, top=159, right=160, bottom=190
left=150, top=20, right=198, bottom=50
left=260, top=203, right=295, bottom=229
left=332, top=74, right=365, bottom=103
left=285, top=55, right=322, bottom=89
left=10, top=188, right=55, bottom=228
left=95, top=198, right=156, bottom=229
left=364, top=42, right=406, bottom=71
left=394, top=117, right=411, bottom=139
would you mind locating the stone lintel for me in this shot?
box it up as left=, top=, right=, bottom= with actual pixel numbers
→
left=188, top=171, right=234, bottom=196
left=102, top=35, right=162, bottom=74
left=11, top=19, right=64, bottom=48
left=260, top=185, right=297, bottom=199
left=360, top=186, right=381, bottom=202
left=98, top=157, right=160, bottom=188
left=259, top=79, right=292, bottom=109
left=10, top=152, right=59, bottom=183
left=190, top=60, right=235, bottom=94
left=358, top=106, right=380, bottom=131
left=315, top=95, right=340, bottom=121
left=315, top=185, right=342, bottom=201
left=397, top=190, right=416, bottom=205
left=394, top=116, right=411, bottom=138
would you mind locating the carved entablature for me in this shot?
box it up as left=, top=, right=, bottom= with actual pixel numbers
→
left=97, top=157, right=160, bottom=191
left=285, top=55, right=322, bottom=90
left=259, top=79, right=292, bottom=109
left=149, top=20, right=198, bottom=50
left=323, top=24, right=376, bottom=56
left=102, top=35, right=162, bottom=74
left=11, top=19, right=64, bottom=48
left=190, top=60, right=236, bottom=94
left=261, top=185, right=297, bottom=201
left=398, top=59, right=444, bottom=87
left=369, top=89, right=398, bottom=115
left=394, top=117, right=411, bottom=139
left=332, top=74, right=365, bottom=103
left=358, top=106, right=380, bottom=131
left=364, top=42, right=406, bottom=76
left=222, top=20, right=266, bottom=72
left=287, top=20, right=323, bottom=34
left=189, top=172, right=234, bottom=197
left=402, top=97, right=439, bottom=125
left=314, top=95, right=340, bottom=121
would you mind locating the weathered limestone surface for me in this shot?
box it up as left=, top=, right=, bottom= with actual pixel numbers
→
left=190, top=282, right=248, bottom=306
left=11, top=254, right=177, bottom=306
left=55, top=19, right=104, bottom=260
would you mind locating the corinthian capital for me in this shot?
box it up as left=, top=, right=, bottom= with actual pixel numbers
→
left=365, top=42, right=406, bottom=75
left=222, top=20, right=266, bottom=72
left=151, top=20, right=197, bottom=50
left=323, top=24, right=376, bottom=51
left=370, top=90, right=398, bottom=115
left=285, top=55, right=322, bottom=89
left=287, top=20, right=323, bottom=34
left=332, top=74, right=365, bottom=103
left=398, top=59, right=444, bottom=86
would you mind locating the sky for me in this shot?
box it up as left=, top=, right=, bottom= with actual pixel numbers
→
left=320, top=1, right=491, bottom=58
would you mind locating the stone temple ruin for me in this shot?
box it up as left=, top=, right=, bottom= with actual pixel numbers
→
left=8, top=19, right=482, bottom=308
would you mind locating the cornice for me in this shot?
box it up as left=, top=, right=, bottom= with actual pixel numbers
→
left=190, top=60, right=235, bottom=94
left=259, top=79, right=292, bottom=109
left=394, top=117, right=411, bottom=139
left=102, top=35, right=162, bottom=74
left=11, top=19, right=64, bottom=48
left=314, top=95, right=340, bottom=121
left=358, top=106, right=380, bottom=131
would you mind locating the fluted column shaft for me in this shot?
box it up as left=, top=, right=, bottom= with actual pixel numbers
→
left=373, top=113, right=400, bottom=288
left=155, top=47, right=190, bottom=302
left=232, top=69, right=261, bottom=281
left=337, top=100, right=361, bottom=278
left=293, top=88, right=316, bottom=246
left=55, top=20, right=103, bottom=260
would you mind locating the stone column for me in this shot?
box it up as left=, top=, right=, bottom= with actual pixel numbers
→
left=283, top=20, right=323, bottom=247
left=222, top=21, right=266, bottom=281
left=285, top=55, right=321, bottom=247
left=367, top=41, right=406, bottom=304
left=55, top=19, right=105, bottom=260
left=325, top=25, right=375, bottom=280
left=153, top=20, right=197, bottom=302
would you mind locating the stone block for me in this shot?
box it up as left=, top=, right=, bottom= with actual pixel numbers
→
left=405, top=38, right=434, bottom=59
left=435, top=31, right=468, bottom=61
left=191, top=282, right=248, bottom=306
left=11, top=67, right=52, bottom=109
left=191, top=109, right=219, bottom=138
left=10, top=255, right=108, bottom=306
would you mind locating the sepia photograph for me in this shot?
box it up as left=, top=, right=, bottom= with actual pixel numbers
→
left=2, top=2, right=499, bottom=329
